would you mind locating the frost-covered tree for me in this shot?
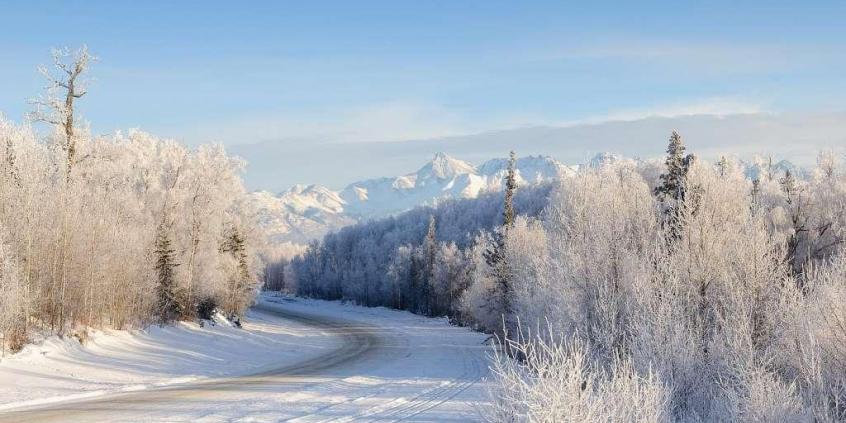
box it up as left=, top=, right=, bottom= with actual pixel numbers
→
left=387, top=244, right=414, bottom=310
left=29, top=46, right=93, bottom=180
left=0, top=223, right=29, bottom=354
left=220, top=225, right=254, bottom=317
left=0, top=48, right=258, bottom=347
left=262, top=257, right=288, bottom=292
left=431, top=241, right=473, bottom=318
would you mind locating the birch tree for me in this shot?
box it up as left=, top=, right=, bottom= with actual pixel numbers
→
left=30, top=46, right=94, bottom=180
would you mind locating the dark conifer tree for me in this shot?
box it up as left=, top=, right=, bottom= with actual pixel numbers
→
left=154, top=225, right=181, bottom=323
left=779, top=169, right=808, bottom=278
left=420, top=214, right=437, bottom=316
left=484, top=151, right=519, bottom=336
left=221, top=226, right=251, bottom=319
left=655, top=131, right=694, bottom=203
left=503, top=150, right=518, bottom=228
left=717, top=155, right=729, bottom=177
left=750, top=178, right=761, bottom=213
left=780, top=169, right=798, bottom=205
left=654, top=131, right=695, bottom=240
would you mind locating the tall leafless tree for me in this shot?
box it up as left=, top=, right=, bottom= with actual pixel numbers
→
left=29, top=46, right=94, bottom=181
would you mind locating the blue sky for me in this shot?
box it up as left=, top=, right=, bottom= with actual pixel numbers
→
left=1, top=1, right=845, bottom=189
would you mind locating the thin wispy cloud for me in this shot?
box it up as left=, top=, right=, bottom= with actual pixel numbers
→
left=565, top=97, right=767, bottom=126
left=179, top=96, right=767, bottom=148
left=171, top=101, right=478, bottom=146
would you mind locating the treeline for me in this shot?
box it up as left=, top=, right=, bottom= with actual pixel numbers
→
left=288, top=169, right=551, bottom=319
left=285, top=135, right=846, bottom=421
left=0, top=47, right=259, bottom=354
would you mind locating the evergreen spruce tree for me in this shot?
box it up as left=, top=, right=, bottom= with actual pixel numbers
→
left=221, top=226, right=251, bottom=320
left=421, top=214, right=437, bottom=316
left=484, top=151, right=519, bottom=337
left=717, top=155, right=729, bottom=177
left=654, top=131, right=695, bottom=240
left=779, top=169, right=807, bottom=278
left=408, top=250, right=421, bottom=312
left=154, top=225, right=181, bottom=323
left=766, top=155, right=774, bottom=181
left=751, top=178, right=761, bottom=213
left=780, top=168, right=798, bottom=205
left=503, top=150, right=518, bottom=228
left=655, top=131, right=694, bottom=202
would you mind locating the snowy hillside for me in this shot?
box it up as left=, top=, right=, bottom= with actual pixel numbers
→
left=253, top=152, right=575, bottom=245
left=340, top=152, right=574, bottom=217
left=742, top=157, right=802, bottom=181
left=250, top=185, right=357, bottom=245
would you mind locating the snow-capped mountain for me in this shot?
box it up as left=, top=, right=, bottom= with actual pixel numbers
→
left=339, top=152, right=574, bottom=218
left=253, top=153, right=573, bottom=245
left=742, top=158, right=802, bottom=181
left=588, top=152, right=631, bottom=169
left=250, top=184, right=356, bottom=245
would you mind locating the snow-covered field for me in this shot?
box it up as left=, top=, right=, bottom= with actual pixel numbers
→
left=0, top=294, right=490, bottom=422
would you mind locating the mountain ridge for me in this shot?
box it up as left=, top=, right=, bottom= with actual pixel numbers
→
left=253, top=152, right=573, bottom=245
left=253, top=151, right=801, bottom=247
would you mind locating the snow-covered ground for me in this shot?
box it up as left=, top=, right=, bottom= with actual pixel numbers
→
left=0, top=307, right=341, bottom=411
left=0, top=294, right=491, bottom=422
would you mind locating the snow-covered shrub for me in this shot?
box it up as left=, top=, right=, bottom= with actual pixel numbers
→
left=718, top=365, right=809, bottom=423
left=459, top=233, right=502, bottom=331
left=772, top=252, right=846, bottom=422
left=485, top=333, right=670, bottom=423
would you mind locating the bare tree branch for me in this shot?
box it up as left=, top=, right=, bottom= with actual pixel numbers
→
left=27, top=45, right=95, bottom=181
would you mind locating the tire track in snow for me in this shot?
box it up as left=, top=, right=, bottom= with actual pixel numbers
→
left=345, top=349, right=485, bottom=422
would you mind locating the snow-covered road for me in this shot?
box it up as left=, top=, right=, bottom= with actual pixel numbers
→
left=0, top=296, right=490, bottom=422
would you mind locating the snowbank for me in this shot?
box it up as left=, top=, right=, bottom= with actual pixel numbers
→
left=0, top=308, right=339, bottom=410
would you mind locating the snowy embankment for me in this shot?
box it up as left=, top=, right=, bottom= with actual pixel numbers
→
left=0, top=294, right=491, bottom=422
left=0, top=307, right=340, bottom=411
